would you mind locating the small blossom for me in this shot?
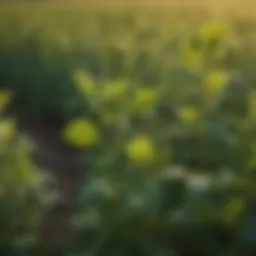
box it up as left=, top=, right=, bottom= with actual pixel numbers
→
left=162, top=166, right=187, bottom=180
left=186, top=173, right=212, bottom=191
left=0, top=90, right=13, bottom=112
left=128, top=193, right=145, bottom=209
left=204, top=70, right=229, bottom=96
left=199, top=21, right=228, bottom=41
left=132, top=88, right=158, bottom=114
left=178, top=107, right=200, bottom=125
left=125, top=135, right=156, bottom=166
left=74, top=70, right=96, bottom=96
left=63, top=119, right=99, bottom=148
left=102, top=80, right=128, bottom=102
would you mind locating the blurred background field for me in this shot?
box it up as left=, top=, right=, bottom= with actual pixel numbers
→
left=0, top=0, right=256, bottom=255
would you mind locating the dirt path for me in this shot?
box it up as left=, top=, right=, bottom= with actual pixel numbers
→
left=5, top=104, right=85, bottom=253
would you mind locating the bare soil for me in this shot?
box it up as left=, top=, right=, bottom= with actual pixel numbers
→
left=5, top=103, right=85, bottom=252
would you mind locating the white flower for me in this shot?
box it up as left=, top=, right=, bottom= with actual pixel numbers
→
left=73, top=209, right=100, bottom=229
left=91, top=179, right=115, bottom=199
left=161, top=165, right=187, bottom=180
left=169, top=208, right=185, bottom=222
left=215, top=168, right=235, bottom=187
left=186, top=173, right=212, bottom=191
left=128, top=193, right=145, bottom=209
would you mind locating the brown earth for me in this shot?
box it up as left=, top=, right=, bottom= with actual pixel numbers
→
left=5, top=104, right=85, bottom=253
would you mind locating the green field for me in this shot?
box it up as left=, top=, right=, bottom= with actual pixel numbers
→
left=0, top=1, right=256, bottom=255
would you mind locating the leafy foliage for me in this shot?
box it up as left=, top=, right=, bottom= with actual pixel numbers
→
left=1, top=5, right=256, bottom=256
left=63, top=21, right=256, bottom=255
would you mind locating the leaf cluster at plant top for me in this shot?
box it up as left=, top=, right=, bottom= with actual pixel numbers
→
left=0, top=9, right=246, bottom=121
left=61, top=21, right=256, bottom=255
